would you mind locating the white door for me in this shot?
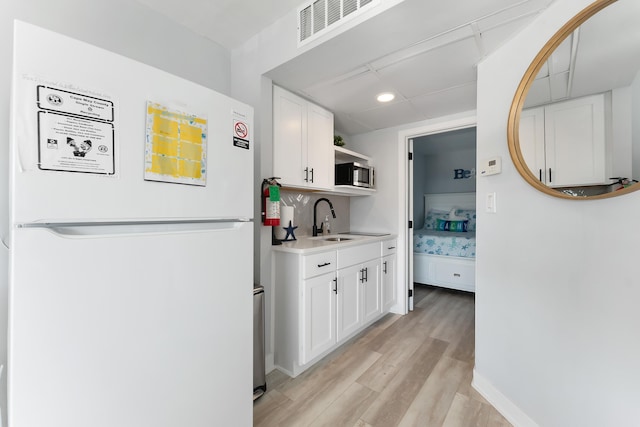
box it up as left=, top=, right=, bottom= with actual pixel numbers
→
left=407, top=138, right=414, bottom=311
left=307, top=103, right=333, bottom=189
left=9, top=221, right=253, bottom=427
left=336, top=264, right=362, bottom=341
left=361, top=259, right=381, bottom=324
left=273, top=86, right=306, bottom=187
left=519, top=107, right=546, bottom=183
left=301, top=272, right=337, bottom=364
left=544, top=94, right=606, bottom=187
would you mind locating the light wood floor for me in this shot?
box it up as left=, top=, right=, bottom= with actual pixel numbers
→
left=253, top=284, right=511, bottom=427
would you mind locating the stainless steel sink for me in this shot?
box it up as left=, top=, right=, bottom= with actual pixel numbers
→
left=324, top=237, right=352, bottom=242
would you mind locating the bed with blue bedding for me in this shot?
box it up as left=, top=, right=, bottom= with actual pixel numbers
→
left=413, top=229, right=476, bottom=258
left=413, top=193, right=476, bottom=293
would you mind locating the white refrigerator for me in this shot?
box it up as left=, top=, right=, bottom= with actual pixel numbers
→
left=8, top=22, right=254, bottom=427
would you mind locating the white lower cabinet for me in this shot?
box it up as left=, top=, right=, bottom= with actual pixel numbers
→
left=336, top=263, right=362, bottom=342
left=335, top=258, right=380, bottom=342
left=301, top=271, right=336, bottom=365
left=336, top=242, right=381, bottom=342
left=274, top=239, right=392, bottom=377
left=361, top=259, right=381, bottom=325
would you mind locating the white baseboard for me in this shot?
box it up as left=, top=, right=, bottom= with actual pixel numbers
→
left=265, top=352, right=275, bottom=374
left=472, top=369, right=539, bottom=427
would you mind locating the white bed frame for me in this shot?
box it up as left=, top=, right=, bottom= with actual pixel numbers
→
left=413, top=192, right=476, bottom=293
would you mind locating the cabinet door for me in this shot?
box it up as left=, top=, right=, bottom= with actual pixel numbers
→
left=362, top=259, right=381, bottom=324
left=520, top=107, right=546, bottom=183
left=307, top=103, right=334, bottom=190
left=273, top=86, right=307, bottom=186
left=301, top=272, right=336, bottom=365
left=544, top=94, right=606, bottom=187
left=336, top=264, right=362, bottom=342
left=382, top=254, right=396, bottom=313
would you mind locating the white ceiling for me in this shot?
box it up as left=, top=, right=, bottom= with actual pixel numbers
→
left=133, top=0, right=304, bottom=50
left=269, top=0, right=556, bottom=135
left=131, top=0, right=559, bottom=135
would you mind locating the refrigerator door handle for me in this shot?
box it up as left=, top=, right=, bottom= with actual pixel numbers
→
left=18, top=220, right=250, bottom=238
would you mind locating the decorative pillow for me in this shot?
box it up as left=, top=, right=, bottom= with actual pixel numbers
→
left=435, top=218, right=469, bottom=232
left=454, top=209, right=477, bottom=231
left=448, top=207, right=467, bottom=221
left=424, top=209, right=449, bottom=230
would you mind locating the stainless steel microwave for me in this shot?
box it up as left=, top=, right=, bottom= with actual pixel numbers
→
left=335, top=162, right=375, bottom=188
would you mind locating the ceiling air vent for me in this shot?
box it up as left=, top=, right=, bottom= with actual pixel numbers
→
left=298, top=0, right=378, bottom=45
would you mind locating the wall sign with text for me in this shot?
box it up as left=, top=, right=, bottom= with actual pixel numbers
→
left=453, top=168, right=476, bottom=180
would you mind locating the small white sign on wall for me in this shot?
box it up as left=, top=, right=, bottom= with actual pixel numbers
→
left=480, top=156, right=502, bottom=176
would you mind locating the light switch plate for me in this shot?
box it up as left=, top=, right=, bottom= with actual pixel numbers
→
left=480, top=156, right=502, bottom=176
left=486, top=192, right=497, bottom=213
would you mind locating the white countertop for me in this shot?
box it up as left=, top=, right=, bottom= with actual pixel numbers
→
left=272, top=233, right=396, bottom=254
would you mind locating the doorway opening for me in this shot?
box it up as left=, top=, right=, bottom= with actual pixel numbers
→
left=405, top=123, right=477, bottom=311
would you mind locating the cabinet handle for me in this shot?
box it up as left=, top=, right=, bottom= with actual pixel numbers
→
left=364, top=267, right=368, bottom=282
left=310, top=168, right=314, bottom=183
left=317, top=262, right=331, bottom=268
left=333, top=277, right=337, bottom=294
left=387, top=246, right=396, bottom=250
left=454, top=273, right=461, bottom=277
left=304, top=167, right=309, bottom=182
left=548, top=168, right=552, bottom=183
left=383, top=261, right=387, bottom=274
left=360, top=268, right=365, bottom=283
left=539, top=169, right=542, bottom=182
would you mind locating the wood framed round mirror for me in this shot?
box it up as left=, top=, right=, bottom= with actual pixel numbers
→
left=507, top=0, right=640, bottom=199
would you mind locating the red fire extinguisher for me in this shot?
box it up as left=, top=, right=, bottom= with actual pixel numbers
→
left=262, top=178, right=281, bottom=226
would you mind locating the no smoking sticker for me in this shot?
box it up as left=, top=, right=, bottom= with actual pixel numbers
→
left=233, top=119, right=250, bottom=150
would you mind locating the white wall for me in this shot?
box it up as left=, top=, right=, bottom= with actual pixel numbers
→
left=411, top=149, right=477, bottom=229
left=422, top=149, right=477, bottom=195
left=475, top=0, right=640, bottom=425
left=1, top=2, right=231, bottom=425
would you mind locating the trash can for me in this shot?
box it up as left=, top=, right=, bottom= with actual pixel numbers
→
left=253, top=284, right=266, bottom=400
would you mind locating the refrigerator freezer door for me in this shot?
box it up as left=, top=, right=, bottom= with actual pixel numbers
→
left=11, top=22, right=253, bottom=224
left=9, top=222, right=253, bottom=427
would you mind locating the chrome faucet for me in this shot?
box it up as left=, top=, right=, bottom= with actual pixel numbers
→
left=312, top=198, right=336, bottom=236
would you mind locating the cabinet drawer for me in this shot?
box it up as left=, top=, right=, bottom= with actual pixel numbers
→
left=303, top=251, right=337, bottom=279
left=337, top=242, right=379, bottom=269
left=432, top=261, right=475, bottom=287
left=381, top=239, right=397, bottom=257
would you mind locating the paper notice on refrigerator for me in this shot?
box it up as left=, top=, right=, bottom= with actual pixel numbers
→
left=37, top=111, right=115, bottom=174
left=37, top=85, right=114, bottom=122
left=144, top=102, right=208, bottom=186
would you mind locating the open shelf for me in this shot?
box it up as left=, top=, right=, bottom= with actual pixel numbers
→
left=330, top=185, right=376, bottom=196
left=334, top=146, right=372, bottom=165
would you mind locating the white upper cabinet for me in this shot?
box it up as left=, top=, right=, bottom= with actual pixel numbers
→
left=521, top=93, right=608, bottom=187
left=273, top=86, right=333, bottom=190
left=307, top=103, right=334, bottom=189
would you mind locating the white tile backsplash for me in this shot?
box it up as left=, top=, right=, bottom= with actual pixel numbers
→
left=279, top=191, right=350, bottom=237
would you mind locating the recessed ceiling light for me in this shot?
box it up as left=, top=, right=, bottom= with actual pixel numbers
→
left=376, top=92, right=395, bottom=103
